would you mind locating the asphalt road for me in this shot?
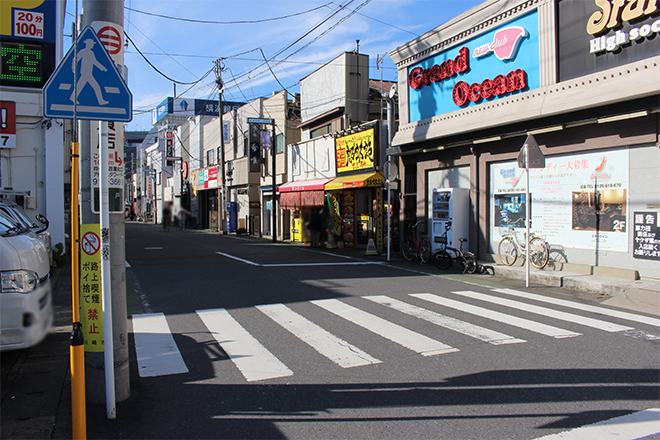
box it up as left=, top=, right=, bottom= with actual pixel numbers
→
left=63, top=224, right=660, bottom=438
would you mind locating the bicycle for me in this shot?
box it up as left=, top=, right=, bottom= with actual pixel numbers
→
left=401, top=220, right=432, bottom=263
left=432, top=221, right=477, bottom=274
left=497, top=218, right=549, bottom=269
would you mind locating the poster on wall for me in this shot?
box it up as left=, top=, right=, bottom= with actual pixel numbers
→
left=490, top=148, right=629, bottom=252
left=633, top=212, right=660, bottom=260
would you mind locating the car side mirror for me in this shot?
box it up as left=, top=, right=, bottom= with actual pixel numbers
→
left=35, top=214, right=49, bottom=233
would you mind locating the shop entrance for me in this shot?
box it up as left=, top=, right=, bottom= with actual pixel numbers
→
left=355, top=189, right=372, bottom=246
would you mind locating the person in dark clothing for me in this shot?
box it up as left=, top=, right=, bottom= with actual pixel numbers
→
left=162, top=204, right=171, bottom=232
left=309, top=208, right=323, bottom=248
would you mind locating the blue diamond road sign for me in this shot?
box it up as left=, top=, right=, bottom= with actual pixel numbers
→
left=43, top=26, right=132, bottom=121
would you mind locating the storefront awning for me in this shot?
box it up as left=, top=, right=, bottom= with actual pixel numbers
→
left=324, top=172, right=385, bottom=191
left=278, top=178, right=332, bottom=209
left=278, top=178, right=331, bottom=193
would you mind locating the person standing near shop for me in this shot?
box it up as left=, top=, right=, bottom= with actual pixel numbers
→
left=310, top=208, right=323, bottom=248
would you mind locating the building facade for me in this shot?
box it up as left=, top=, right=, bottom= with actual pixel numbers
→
left=389, top=0, right=659, bottom=277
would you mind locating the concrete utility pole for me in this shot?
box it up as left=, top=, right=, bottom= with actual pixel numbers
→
left=215, top=59, right=227, bottom=234
left=80, top=0, right=130, bottom=408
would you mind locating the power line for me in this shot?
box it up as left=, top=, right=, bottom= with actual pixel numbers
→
left=125, top=3, right=333, bottom=25
left=125, top=32, right=213, bottom=85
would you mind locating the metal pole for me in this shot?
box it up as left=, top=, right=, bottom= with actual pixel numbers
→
left=70, top=139, right=87, bottom=439
left=99, top=123, right=116, bottom=419
left=525, top=142, right=531, bottom=288
left=216, top=60, right=227, bottom=234
left=69, top=11, right=87, bottom=438
left=272, top=120, right=276, bottom=242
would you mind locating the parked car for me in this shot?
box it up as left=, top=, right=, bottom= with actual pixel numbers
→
left=0, top=211, right=53, bottom=352
left=0, top=198, right=52, bottom=262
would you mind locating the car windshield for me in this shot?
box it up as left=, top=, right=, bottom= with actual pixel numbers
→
left=0, top=211, right=27, bottom=236
left=0, top=204, right=37, bottom=228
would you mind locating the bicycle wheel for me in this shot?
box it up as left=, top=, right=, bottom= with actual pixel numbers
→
left=419, top=236, right=432, bottom=263
left=463, top=252, right=477, bottom=274
left=498, top=237, right=517, bottom=266
left=529, top=237, right=549, bottom=269
left=401, top=236, right=418, bottom=261
left=432, top=250, right=453, bottom=270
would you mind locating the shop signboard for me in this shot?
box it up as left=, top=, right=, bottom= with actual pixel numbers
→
left=0, top=0, right=56, bottom=89
left=557, top=0, right=660, bottom=82
left=408, top=10, right=539, bottom=122
left=490, top=148, right=629, bottom=252
left=633, top=211, right=660, bottom=260
left=335, top=128, right=376, bottom=173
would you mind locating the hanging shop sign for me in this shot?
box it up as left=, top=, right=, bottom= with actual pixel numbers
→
left=407, top=11, right=539, bottom=122
left=335, top=128, right=376, bottom=173
left=490, top=148, right=629, bottom=252
left=557, top=0, right=660, bottom=82
left=248, top=123, right=261, bottom=173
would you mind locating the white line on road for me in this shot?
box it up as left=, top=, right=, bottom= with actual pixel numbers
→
left=493, top=288, right=660, bottom=328
left=215, top=251, right=380, bottom=267
left=197, top=308, right=293, bottom=382
left=533, top=408, right=660, bottom=440
left=365, top=295, right=527, bottom=345
left=452, top=291, right=634, bottom=333
left=411, top=293, right=581, bottom=339
left=256, top=303, right=382, bottom=368
left=310, top=298, right=459, bottom=356
left=215, top=251, right=260, bottom=266
left=132, top=313, right=188, bottom=377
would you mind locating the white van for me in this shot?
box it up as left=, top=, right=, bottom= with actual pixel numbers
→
left=0, top=211, right=53, bottom=352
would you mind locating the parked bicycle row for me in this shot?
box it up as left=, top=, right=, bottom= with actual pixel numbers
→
left=400, top=218, right=551, bottom=274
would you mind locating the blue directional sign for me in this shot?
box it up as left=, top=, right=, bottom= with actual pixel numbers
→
left=43, top=26, right=132, bottom=121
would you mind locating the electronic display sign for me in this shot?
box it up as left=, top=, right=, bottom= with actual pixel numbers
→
left=0, top=0, right=56, bottom=89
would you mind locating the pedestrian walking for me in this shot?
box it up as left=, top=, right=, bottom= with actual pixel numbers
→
left=178, top=208, right=191, bottom=230
left=162, top=204, right=171, bottom=232
left=310, top=208, right=323, bottom=248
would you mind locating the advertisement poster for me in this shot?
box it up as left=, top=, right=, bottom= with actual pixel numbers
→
left=80, top=224, right=104, bottom=352
left=490, top=149, right=629, bottom=251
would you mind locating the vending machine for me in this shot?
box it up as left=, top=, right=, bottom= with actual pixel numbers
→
left=430, top=188, right=470, bottom=253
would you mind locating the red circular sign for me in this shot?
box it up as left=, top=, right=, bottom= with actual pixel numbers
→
left=97, top=26, right=122, bottom=55
left=81, top=231, right=101, bottom=255
left=181, top=161, right=189, bottom=180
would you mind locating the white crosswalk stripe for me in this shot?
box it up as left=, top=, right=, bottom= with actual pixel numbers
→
left=493, top=288, right=660, bottom=328
left=310, top=298, right=459, bottom=356
left=255, top=303, right=382, bottom=368
left=452, top=291, right=635, bottom=333
left=132, top=313, right=189, bottom=377
left=196, top=308, right=293, bottom=382
left=411, top=293, right=582, bottom=338
left=131, top=288, right=658, bottom=379
left=364, top=295, right=527, bottom=345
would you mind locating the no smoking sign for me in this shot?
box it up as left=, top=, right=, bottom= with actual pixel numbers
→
left=81, top=231, right=100, bottom=256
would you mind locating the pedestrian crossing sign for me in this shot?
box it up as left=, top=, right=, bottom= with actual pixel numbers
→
left=43, top=26, right=132, bottom=121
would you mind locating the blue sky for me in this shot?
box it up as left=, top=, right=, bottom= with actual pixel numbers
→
left=64, top=0, right=483, bottom=131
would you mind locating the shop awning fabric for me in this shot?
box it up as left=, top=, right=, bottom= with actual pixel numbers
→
left=324, top=172, right=385, bottom=191
left=277, top=178, right=331, bottom=192
left=278, top=178, right=331, bottom=209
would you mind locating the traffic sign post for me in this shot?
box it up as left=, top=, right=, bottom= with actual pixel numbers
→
left=518, top=134, right=545, bottom=287
left=43, top=24, right=132, bottom=424
left=43, top=26, right=132, bottom=122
